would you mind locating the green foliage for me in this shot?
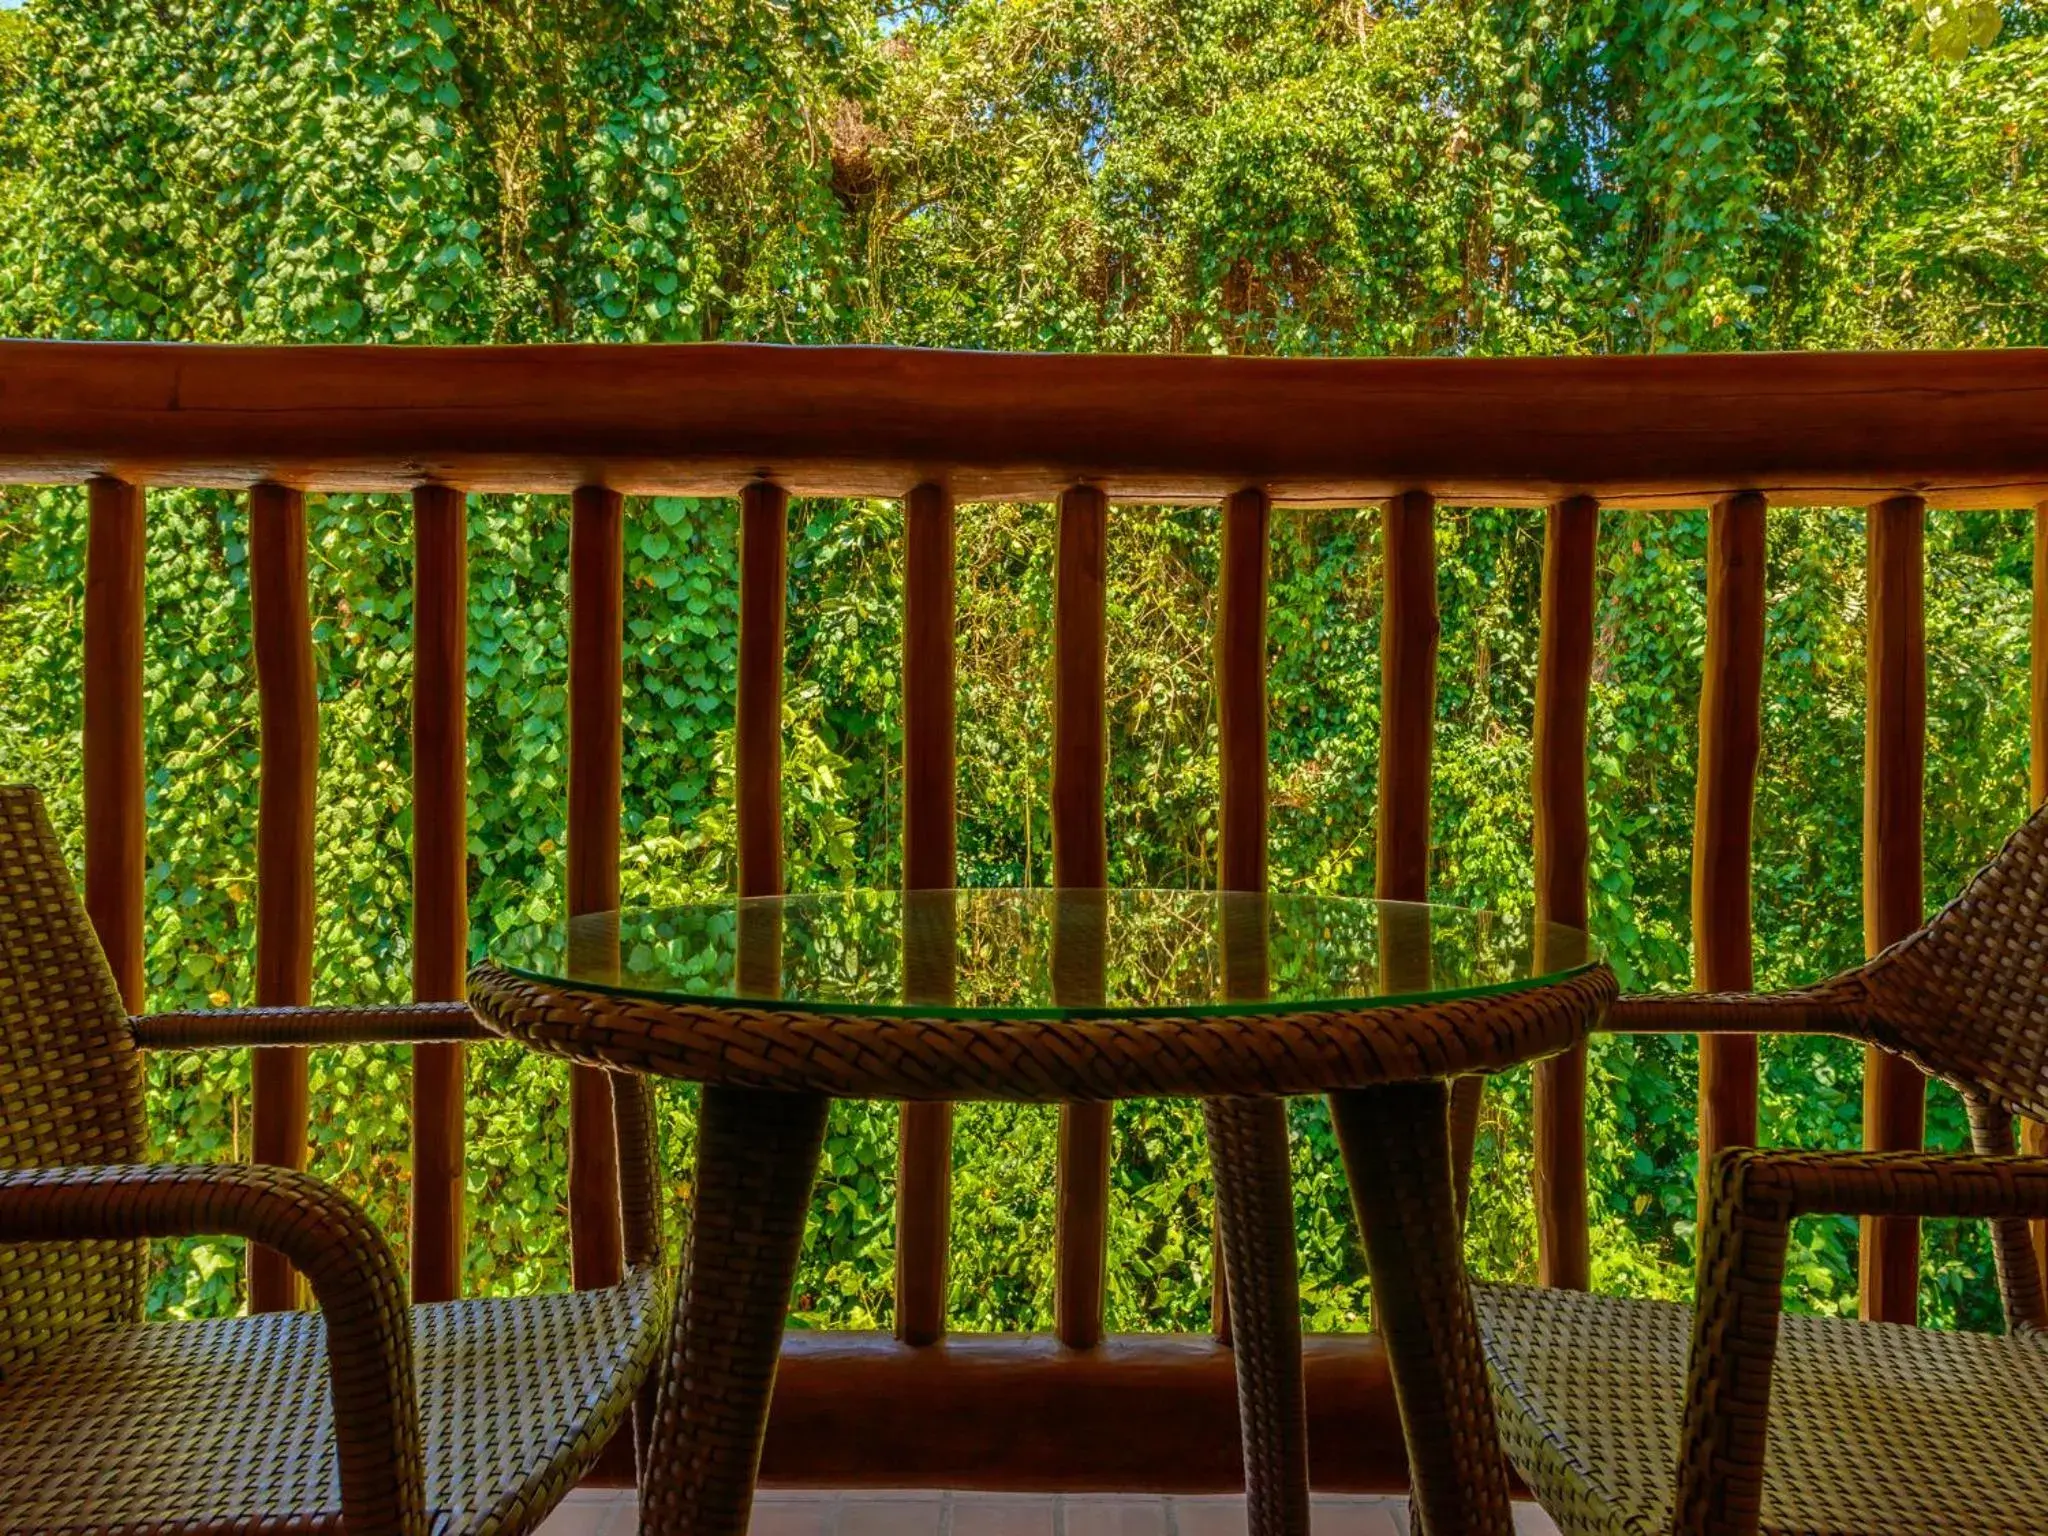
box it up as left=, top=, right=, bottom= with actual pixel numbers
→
left=2, top=0, right=2046, bottom=1332
left=1918, top=0, right=2003, bottom=60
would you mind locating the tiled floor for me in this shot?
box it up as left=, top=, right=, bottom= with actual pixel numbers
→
left=539, top=1490, right=1564, bottom=1535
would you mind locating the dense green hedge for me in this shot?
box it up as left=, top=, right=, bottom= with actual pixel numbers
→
left=1, top=0, right=2045, bottom=1331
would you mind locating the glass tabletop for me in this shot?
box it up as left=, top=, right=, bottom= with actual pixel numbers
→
left=491, top=889, right=1599, bottom=1022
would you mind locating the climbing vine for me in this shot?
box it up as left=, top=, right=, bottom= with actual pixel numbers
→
left=0, top=0, right=2044, bottom=1330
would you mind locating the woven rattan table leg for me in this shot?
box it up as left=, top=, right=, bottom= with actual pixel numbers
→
left=1205, top=1095, right=1311, bottom=1536
left=1331, top=1080, right=1513, bottom=1536
left=640, top=1086, right=830, bottom=1536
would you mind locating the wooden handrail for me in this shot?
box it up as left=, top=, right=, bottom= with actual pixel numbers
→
left=5, top=341, right=2047, bottom=506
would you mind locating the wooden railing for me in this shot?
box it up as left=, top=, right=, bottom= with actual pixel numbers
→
left=10, top=340, right=2048, bottom=1489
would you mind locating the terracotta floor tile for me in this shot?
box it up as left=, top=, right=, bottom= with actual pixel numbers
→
left=948, top=1494, right=1056, bottom=1536
left=1307, top=1497, right=1404, bottom=1535
left=1168, top=1496, right=1249, bottom=1536
left=746, top=1494, right=836, bottom=1536
left=537, top=1492, right=626, bottom=1536
left=1061, top=1495, right=1171, bottom=1536
left=544, top=1489, right=1468, bottom=1536
left=835, top=1494, right=945, bottom=1536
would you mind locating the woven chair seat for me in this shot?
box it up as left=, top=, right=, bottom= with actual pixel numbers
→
left=1476, top=1280, right=2048, bottom=1535
left=0, top=1266, right=666, bottom=1536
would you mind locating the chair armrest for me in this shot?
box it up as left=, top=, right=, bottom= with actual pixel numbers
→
left=0, top=1163, right=426, bottom=1536
left=1604, top=985, right=1862, bottom=1036
left=1674, top=1149, right=2048, bottom=1536
left=131, top=1001, right=486, bottom=1050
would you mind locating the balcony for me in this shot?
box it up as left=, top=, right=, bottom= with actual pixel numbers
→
left=3, top=339, right=2047, bottom=1496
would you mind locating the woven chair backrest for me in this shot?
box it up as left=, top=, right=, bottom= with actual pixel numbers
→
left=0, top=783, right=145, bottom=1378
left=1865, top=801, right=2048, bottom=1125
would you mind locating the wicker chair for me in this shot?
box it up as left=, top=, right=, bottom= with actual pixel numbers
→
left=0, top=783, right=673, bottom=1536
left=1475, top=803, right=2048, bottom=1536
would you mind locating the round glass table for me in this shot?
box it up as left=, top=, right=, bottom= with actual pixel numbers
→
left=470, top=890, right=1614, bottom=1536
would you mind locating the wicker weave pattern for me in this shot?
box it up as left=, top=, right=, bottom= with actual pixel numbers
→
left=1479, top=1154, right=2048, bottom=1536
left=470, top=896, right=1617, bottom=1536
left=1962, top=1094, right=2048, bottom=1332
left=131, top=1003, right=486, bottom=1050
left=1335, top=1082, right=1514, bottom=1536
left=0, top=1161, right=425, bottom=1533
left=1480, top=804, right=2048, bottom=1536
left=468, top=961, right=1617, bottom=1101
left=1604, top=806, right=2048, bottom=1127
left=0, top=784, right=673, bottom=1536
left=1205, top=1097, right=1309, bottom=1536
left=640, top=1087, right=830, bottom=1536
left=0, top=1267, right=668, bottom=1536
left=0, top=788, right=145, bottom=1380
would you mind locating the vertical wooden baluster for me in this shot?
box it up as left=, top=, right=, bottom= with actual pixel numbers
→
left=84, top=477, right=147, bottom=1013
left=1217, top=489, right=1272, bottom=895
left=734, top=479, right=790, bottom=1116
left=1379, top=491, right=1468, bottom=1192
left=1695, top=493, right=1767, bottom=1181
left=1343, top=488, right=1519, bottom=1533
left=249, top=481, right=317, bottom=1313
left=568, top=484, right=624, bottom=1291
left=898, top=482, right=956, bottom=1347
left=2028, top=501, right=2048, bottom=1275
left=1053, top=484, right=1111, bottom=1350
left=1861, top=494, right=1927, bottom=1326
left=1211, top=486, right=1273, bottom=1342
left=738, top=482, right=789, bottom=900
left=1532, top=495, right=1598, bottom=1290
left=1378, top=494, right=1440, bottom=975
left=732, top=476, right=794, bottom=1233
left=1377, top=491, right=1439, bottom=904
left=1209, top=486, right=1312, bottom=1536
left=411, top=483, right=468, bottom=1303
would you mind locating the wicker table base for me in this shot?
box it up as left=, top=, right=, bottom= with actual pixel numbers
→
left=624, top=1081, right=1518, bottom=1536
left=1207, top=1097, right=1311, bottom=1536
left=471, top=893, right=1615, bottom=1536
left=629, top=1087, right=1312, bottom=1536
left=1336, top=1081, right=1514, bottom=1535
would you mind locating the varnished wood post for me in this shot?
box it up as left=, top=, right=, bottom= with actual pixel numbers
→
left=568, top=484, right=624, bottom=1291
left=1532, top=495, right=1598, bottom=1291
left=1208, top=486, right=1313, bottom=1536
left=83, top=477, right=146, bottom=1013
left=1377, top=491, right=1438, bottom=904
left=733, top=481, right=794, bottom=1228
left=1861, top=494, right=1927, bottom=1326
left=897, top=482, right=956, bottom=1347
left=738, top=482, right=789, bottom=900
left=411, top=484, right=468, bottom=1303
left=1218, top=488, right=1271, bottom=895
left=1211, top=485, right=1271, bottom=1345
left=249, top=482, right=317, bottom=1313
left=1379, top=492, right=1473, bottom=1193
left=1054, top=485, right=1111, bottom=1350
left=2027, top=503, right=2048, bottom=1274
left=1694, top=493, right=1767, bottom=1177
